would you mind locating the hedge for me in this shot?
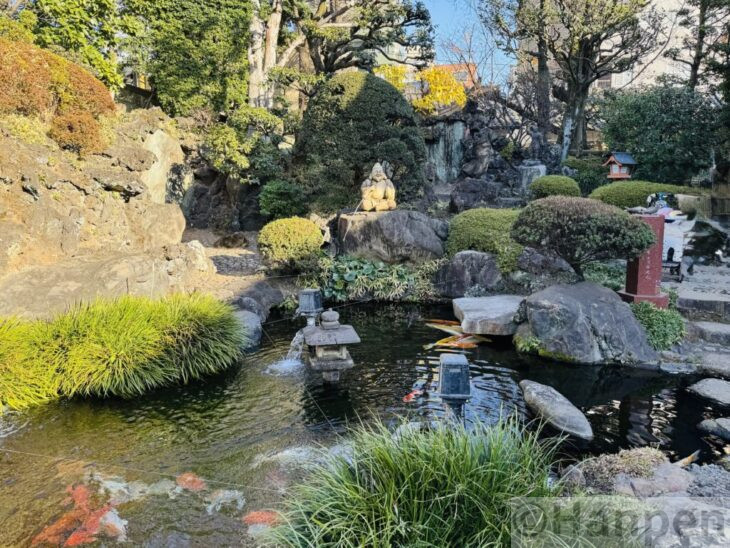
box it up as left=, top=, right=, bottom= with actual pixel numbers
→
left=589, top=180, right=706, bottom=209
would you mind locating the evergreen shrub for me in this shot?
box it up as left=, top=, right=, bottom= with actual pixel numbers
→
left=258, top=217, right=323, bottom=266
left=512, top=197, right=656, bottom=277
left=446, top=208, right=523, bottom=273
left=293, top=71, right=426, bottom=212
left=530, top=175, right=581, bottom=198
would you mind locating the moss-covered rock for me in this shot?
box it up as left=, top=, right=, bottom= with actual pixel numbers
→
left=293, top=71, right=426, bottom=213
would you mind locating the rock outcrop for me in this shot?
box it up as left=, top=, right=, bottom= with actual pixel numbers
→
left=0, top=107, right=210, bottom=317
left=515, top=282, right=658, bottom=365
left=338, top=210, right=448, bottom=263
left=434, top=251, right=502, bottom=298
left=688, top=378, right=730, bottom=407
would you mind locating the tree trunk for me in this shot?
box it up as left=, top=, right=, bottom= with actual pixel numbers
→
left=561, top=88, right=588, bottom=161
left=260, top=0, right=283, bottom=109
left=248, top=1, right=267, bottom=108
left=535, top=0, right=551, bottom=136
left=688, top=0, right=708, bottom=90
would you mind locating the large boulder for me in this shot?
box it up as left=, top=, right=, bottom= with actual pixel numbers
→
left=515, top=282, right=658, bottom=365
left=141, top=129, right=189, bottom=204
left=520, top=380, right=593, bottom=440
left=434, top=251, right=502, bottom=298
left=449, top=177, right=502, bottom=212
left=338, top=211, right=448, bottom=263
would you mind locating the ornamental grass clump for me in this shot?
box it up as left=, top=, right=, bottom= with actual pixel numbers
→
left=0, top=294, right=244, bottom=410
left=446, top=208, right=524, bottom=273
left=268, top=419, right=562, bottom=547
left=529, top=175, right=581, bottom=199
left=512, top=197, right=656, bottom=277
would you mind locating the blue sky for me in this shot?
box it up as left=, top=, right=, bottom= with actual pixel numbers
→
left=422, top=0, right=515, bottom=85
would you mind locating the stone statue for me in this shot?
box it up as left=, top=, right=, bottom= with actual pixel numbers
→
left=528, top=125, right=545, bottom=161
left=360, top=162, right=396, bottom=212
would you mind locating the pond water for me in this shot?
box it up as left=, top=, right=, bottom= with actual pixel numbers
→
left=0, top=304, right=726, bottom=546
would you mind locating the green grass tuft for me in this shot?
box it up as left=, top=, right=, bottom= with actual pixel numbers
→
left=267, top=418, right=562, bottom=547
left=0, top=294, right=245, bottom=410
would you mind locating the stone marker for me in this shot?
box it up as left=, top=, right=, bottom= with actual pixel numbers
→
left=618, top=215, right=669, bottom=308
left=519, top=380, right=594, bottom=440
left=453, top=295, right=523, bottom=336
left=688, top=378, right=730, bottom=407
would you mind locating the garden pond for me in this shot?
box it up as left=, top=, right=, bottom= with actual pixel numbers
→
left=0, top=304, right=727, bottom=545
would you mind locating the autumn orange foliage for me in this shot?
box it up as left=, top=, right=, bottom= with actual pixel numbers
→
left=0, top=37, right=114, bottom=154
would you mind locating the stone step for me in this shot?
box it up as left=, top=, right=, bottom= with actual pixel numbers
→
left=688, top=321, right=730, bottom=346
left=453, top=295, right=523, bottom=336
left=677, top=290, right=730, bottom=323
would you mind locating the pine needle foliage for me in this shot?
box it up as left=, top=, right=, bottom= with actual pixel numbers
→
left=0, top=294, right=244, bottom=410
left=268, top=418, right=562, bottom=547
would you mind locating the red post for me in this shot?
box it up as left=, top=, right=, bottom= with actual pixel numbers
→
left=619, top=215, right=669, bottom=309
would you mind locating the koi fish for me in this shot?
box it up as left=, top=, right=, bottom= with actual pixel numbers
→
left=674, top=450, right=700, bottom=468
left=176, top=472, right=208, bottom=492
left=403, top=389, right=424, bottom=403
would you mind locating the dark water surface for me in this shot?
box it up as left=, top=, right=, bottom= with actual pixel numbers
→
left=0, top=304, right=726, bottom=546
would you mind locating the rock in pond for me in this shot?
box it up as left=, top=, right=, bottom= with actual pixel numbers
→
left=338, top=210, right=448, bottom=263
left=453, top=295, right=523, bottom=336
left=515, top=282, right=658, bottom=365
left=234, top=309, right=263, bottom=349
left=435, top=251, right=502, bottom=298
left=519, top=380, right=594, bottom=440
left=698, top=418, right=730, bottom=441
left=688, top=378, right=730, bottom=407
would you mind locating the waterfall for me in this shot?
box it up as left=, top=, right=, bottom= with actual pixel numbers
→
left=265, top=329, right=306, bottom=376
left=425, top=120, right=467, bottom=185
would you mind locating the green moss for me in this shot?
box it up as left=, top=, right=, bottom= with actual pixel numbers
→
left=0, top=294, right=244, bottom=410
left=530, top=175, right=581, bottom=199
left=589, top=180, right=706, bottom=209
left=446, top=208, right=523, bottom=273
left=0, top=114, right=49, bottom=144
left=293, top=71, right=426, bottom=213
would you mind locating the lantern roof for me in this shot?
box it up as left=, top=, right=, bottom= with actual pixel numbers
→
left=303, top=324, right=361, bottom=347
left=605, top=152, right=637, bottom=166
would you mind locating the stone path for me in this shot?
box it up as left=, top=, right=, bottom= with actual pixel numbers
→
left=452, top=295, right=523, bottom=336
left=664, top=264, right=730, bottom=322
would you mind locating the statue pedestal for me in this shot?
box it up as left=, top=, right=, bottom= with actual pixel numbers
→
left=619, top=215, right=669, bottom=309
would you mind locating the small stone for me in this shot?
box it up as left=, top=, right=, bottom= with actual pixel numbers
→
left=698, top=418, right=730, bottom=441
left=688, top=378, right=730, bottom=407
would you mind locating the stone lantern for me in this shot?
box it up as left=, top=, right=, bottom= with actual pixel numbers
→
left=296, top=289, right=324, bottom=326
left=303, top=309, right=361, bottom=382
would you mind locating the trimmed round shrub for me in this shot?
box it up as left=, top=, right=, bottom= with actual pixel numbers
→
left=0, top=295, right=244, bottom=409
left=293, top=71, right=426, bottom=212
left=530, top=175, right=581, bottom=198
left=589, top=180, right=705, bottom=209
left=259, top=180, right=308, bottom=219
left=269, top=418, right=560, bottom=547
left=511, top=197, right=656, bottom=277
left=446, top=208, right=523, bottom=273
left=631, top=302, right=686, bottom=350
left=258, top=217, right=323, bottom=265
